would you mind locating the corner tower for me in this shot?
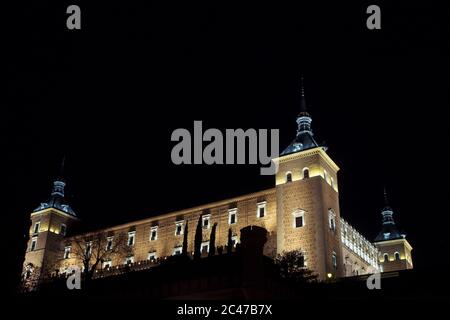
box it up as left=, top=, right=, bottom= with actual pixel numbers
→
left=22, top=160, right=79, bottom=284
left=276, top=79, right=343, bottom=280
left=374, top=189, right=413, bottom=272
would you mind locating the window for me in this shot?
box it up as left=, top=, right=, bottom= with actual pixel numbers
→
left=231, top=236, right=238, bottom=247
left=173, top=247, right=182, bottom=255
left=127, top=232, right=135, bottom=246
left=328, top=209, right=336, bottom=231
left=330, top=177, right=335, bottom=189
left=150, top=227, right=158, bottom=241
left=201, top=241, right=209, bottom=254
left=383, top=233, right=391, bottom=240
left=64, top=246, right=71, bottom=259
left=286, top=172, right=292, bottom=183
left=292, top=210, right=305, bottom=228
left=148, top=252, right=157, bottom=262
left=298, top=254, right=305, bottom=268
left=228, top=209, right=237, bottom=225
left=394, top=252, right=400, bottom=260
left=106, top=237, right=113, bottom=251
left=303, top=168, right=310, bottom=179
left=125, top=256, right=134, bottom=265
left=323, top=169, right=328, bottom=182
left=60, top=224, right=67, bottom=236
left=257, top=201, right=266, bottom=218
left=103, top=260, right=112, bottom=269
left=202, top=215, right=211, bottom=229
left=86, top=242, right=92, bottom=256
left=383, top=253, right=389, bottom=262
left=175, top=221, right=184, bottom=236
left=332, top=252, right=337, bottom=269
left=33, top=222, right=40, bottom=234
left=30, top=237, right=37, bottom=251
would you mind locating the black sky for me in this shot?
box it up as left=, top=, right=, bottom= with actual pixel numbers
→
left=4, top=1, right=449, bottom=293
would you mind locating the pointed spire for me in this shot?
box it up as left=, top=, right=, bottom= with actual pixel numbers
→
left=58, top=155, right=66, bottom=181
left=299, top=76, right=308, bottom=115
left=33, top=157, right=76, bottom=216
left=280, top=76, right=319, bottom=156
left=374, top=187, right=402, bottom=242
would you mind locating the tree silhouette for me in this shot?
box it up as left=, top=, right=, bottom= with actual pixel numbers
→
left=275, top=250, right=317, bottom=283
left=209, top=223, right=217, bottom=257
left=182, top=220, right=189, bottom=256
left=194, top=215, right=202, bottom=260
left=227, top=228, right=233, bottom=254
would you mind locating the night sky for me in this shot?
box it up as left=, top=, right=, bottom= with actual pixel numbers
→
left=5, top=1, right=449, bottom=294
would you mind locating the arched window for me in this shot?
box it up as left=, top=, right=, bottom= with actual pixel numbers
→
left=394, top=252, right=400, bottom=260
left=303, top=168, right=310, bottom=179
left=286, top=172, right=292, bottom=183
left=383, top=253, right=389, bottom=262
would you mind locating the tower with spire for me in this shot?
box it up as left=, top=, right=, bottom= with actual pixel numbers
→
left=374, top=188, right=413, bottom=272
left=22, top=159, right=79, bottom=286
left=275, top=77, right=343, bottom=279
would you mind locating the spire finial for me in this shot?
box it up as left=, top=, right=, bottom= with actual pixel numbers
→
left=383, top=186, right=389, bottom=206
left=59, top=155, right=66, bottom=180
left=300, top=76, right=305, bottom=97
left=299, top=76, right=308, bottom=113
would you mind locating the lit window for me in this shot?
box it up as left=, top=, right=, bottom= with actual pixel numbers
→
left=125, top=256, right=134, bottom=265
left=30, top=237, right=37, bottom=251
left=394, top=252, right=400, bottom=260
left=383, top=253, right=389, bottom=262
left=150, top=226, right=158, bottom=241
left=64, top=246, right=71, bottom=259
left=299, top=254, right=306, bottom=268
left=60, top=224, right=67, bottom=236
left=292, top=210, right=305, bottom=228
left=303, top=168, right=310, bottom=179
left=106, top=237, right=113, bottom=250
left=202, top=215, right=211, bottom=229
left=332, top=252, right=337, bottom=269
left=257, top=201, right=266, bottom=218
left=231, top=235, right=238, bottom=247
left=286, top=172, right=292, bottom=183
left=103, top=260, right=112, bottom=269
left=328, top=209, right=336, bottom=231
left=175, top=221, right=184, bottom=236
left=173, top=247, right=182, bottom=255
left=228, top=209, right=237, bottom=225
left=127, top=232, right=135, bottom=246
left=33, top=222, right=40, bottom=234
left=86, top=241, right=92, bottom=256
left=148, top=252, right=157, bottom=262
left=201, top=241, right=209, bottom=254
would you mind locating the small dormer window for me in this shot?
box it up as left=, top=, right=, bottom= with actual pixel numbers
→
left=303, top=168, right=310, bottom=179
left=383, top=232, right=391, bottom=239
left=286, top=172, right=292, bottom=183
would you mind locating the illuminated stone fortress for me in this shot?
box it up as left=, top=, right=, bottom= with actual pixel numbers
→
left=22, top=84, right=413, bottom=283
